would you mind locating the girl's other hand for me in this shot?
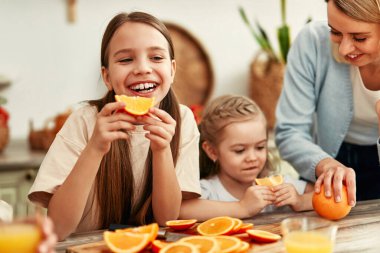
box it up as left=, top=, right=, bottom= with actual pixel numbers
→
left=272, top=183, right=302, bottom=211
left=137, top=107, right=176, bottom=151
left=239, top=185, right=275, bottom=216
left=89, top=101, right=138, bottom=155
left=315, top=157, right=356, bottom=207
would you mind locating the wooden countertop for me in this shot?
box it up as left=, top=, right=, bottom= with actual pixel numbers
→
left=56, top=199, right=380, bottom=253
left=0, top=139, right=46, bottom=171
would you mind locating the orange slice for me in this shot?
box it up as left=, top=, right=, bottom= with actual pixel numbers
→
left=312, top=184, right=351, bottom=220
left=235, top=223, right=254, bottom=234
left=115, top=95, right=155, bottom=115
left=152, top=240, right=170, bottom=253
left=160, top=241, right=200, bottom=253
left=231, top=218, right=243, bottom=234
left=166, top=219, right=197, bottom=231
left=255, top=175, right=283, bottom=187
left=115, top=223, right=159, bottom=242
left=213, top=235, right=242, bottom=253
left=197, top=216, right=236, bottom=236
left=180, top=236, right=220, bottom=253
left=246, top=229, right=281, bottom=243
left=104, top=231, right=150, bottom=253
left=235, top=241, right=250, bottom=253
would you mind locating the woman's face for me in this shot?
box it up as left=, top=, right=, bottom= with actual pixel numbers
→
left=327, top=1, right=380, bottom=67
left=101, top=22, right=176, bottom=105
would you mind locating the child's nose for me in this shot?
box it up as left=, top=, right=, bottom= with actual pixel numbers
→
left=133, top=60, right=152, bottom=75
left=246, top=150, right=257, bottom=162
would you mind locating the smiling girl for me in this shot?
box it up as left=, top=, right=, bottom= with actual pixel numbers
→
left=28, top=12, right=201, bottom=240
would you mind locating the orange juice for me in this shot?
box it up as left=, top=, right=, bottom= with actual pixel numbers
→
left=0, top=223, right=41, bottom=253
left=284, top=231, right=333, bottom=253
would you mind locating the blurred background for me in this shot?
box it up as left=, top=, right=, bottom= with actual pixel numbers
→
left=0, top=0, right=327, bottom=139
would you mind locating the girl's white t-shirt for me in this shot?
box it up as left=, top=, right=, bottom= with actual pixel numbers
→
left=28, top=103, right=201, bottom=232
left=200, top=174, right=306, bottom=213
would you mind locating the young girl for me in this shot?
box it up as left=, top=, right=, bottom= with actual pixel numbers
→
left=28, top=12, right=201, bottom=240
left=181, top=95, right=313, bottom=220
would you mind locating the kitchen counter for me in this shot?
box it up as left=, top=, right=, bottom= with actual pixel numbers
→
left=0, top=139, right=46, bottom=171
left=57, top=199, right=380, bottom=253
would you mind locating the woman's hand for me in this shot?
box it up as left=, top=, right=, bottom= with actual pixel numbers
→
left=272, top=183, right=305, bottom=211
left=88, top=101, right=138, bottom=155
left=239, top=185, right=275, bottom=216
left=136, top=107, right=176, bottom=152
left=36, top=216, right=57, bottom=253
left=315, top=157, right=356, bottom=207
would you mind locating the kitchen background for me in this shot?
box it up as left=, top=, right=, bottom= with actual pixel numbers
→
left=0, top=0, right=326, bottom=139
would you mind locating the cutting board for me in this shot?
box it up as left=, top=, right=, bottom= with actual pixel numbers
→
left=66, top=241, right=111, bottom=253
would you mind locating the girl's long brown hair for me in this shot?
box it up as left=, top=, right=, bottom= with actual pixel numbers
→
left=89, top=12, right=181, bottom=227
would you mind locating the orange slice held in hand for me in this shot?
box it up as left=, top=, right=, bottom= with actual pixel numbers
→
left=312, top=184, right=352, bottom=220
left=255, top=174, right=284, bottom=187
left=197, top=216, right=236, bottom=236
left=166, top=219, right=198, bottom=231
left=103, top=231, right=151, bottom=253
left=115, top=95, right=155, bottom=116
left=246, top=229, right=281, bottom=243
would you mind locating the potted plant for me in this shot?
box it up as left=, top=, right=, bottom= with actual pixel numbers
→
left=239, top=0, right=290, bottom=129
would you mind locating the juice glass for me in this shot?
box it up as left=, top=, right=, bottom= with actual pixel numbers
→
left=0, top=221, right=42, bottom=253
left=281, top=217, right=338, bottom=253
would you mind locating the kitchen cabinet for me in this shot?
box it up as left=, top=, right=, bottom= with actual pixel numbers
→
left=0, top=139, right=45, bottom=218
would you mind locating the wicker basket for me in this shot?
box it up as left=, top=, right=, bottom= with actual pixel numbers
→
left=250, top=52, right=285, bottom=130
left=0, top=125, right=9, bottom=153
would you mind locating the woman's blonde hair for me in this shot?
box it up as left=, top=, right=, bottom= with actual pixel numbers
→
left=89, top=12, right=181, bottom=227
left=199, top=95, right=275, bottom=178
left=328, top=0, right=380, bottom=62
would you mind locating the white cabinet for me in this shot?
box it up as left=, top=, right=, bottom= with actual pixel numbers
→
left=0, top=140, right=45, bottom=218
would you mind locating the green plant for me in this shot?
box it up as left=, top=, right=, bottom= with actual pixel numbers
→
left=239, top=0, right=290, bottom=63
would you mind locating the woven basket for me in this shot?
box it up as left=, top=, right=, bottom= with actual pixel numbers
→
left=0, top=125, right=9, bottom=153
left=250, top=52, right=285, bottom=130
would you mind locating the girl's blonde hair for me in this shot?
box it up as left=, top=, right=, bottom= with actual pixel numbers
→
left=89, top=12, right=181, bottom=227
left=199, top=95, right=275, bottom=178
left=328, top=0, right=380, bottom=62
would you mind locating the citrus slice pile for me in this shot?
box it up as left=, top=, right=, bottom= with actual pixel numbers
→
left=197, top=216, right=236, bottom=236
left=115, top=95, right=155, bottom=116
left=104, top=223, right=158, bottom=253
left=255, top=174, right=284, bottom=187
left=166, top=219, right=198, bottom=231
left=312, top=184, right=351, bottom=220
left=246, top=229, right=281, bottom=243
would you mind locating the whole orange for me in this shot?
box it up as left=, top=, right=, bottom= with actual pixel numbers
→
left=312, top=184, right=351, bottom=220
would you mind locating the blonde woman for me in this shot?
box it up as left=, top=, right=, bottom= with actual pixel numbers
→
left=276, top=0, right=380, bottom=205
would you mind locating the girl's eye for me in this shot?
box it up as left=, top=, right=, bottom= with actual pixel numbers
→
left=152, top=56, right=164, bottom=61
left=234, top=149, right=244, bottom=154
left=256, top=146, right=266, bottom=151
left=119, top=58, right=132, bottom=63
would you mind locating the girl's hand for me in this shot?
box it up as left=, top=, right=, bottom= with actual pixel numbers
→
left=36, top=216, right=57, bottom=253
left=315, top=157, right=356, bottom=207
left=272, top=183, right=302, bottom=211
left=136, top=107, right=176, bottom=152
left=239, top=185, right=275, bottom=216
left=88, top=101, right=138, bottom=155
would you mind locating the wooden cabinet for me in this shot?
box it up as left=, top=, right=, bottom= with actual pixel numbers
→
left=0, top=140, right=45, bottom=218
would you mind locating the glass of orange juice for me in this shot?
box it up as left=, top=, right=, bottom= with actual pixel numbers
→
left=281, top=217, right=338, bottom=253
left=0, top=221, right=42, bottom=253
